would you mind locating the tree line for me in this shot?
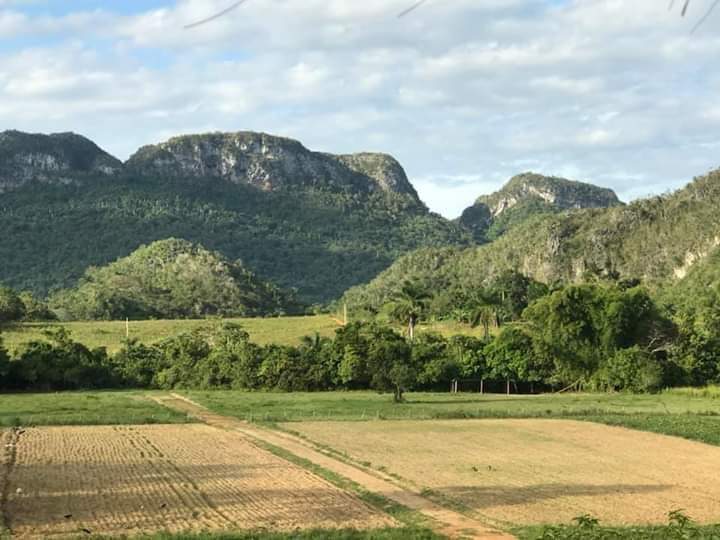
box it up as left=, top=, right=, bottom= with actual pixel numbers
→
left=1, top=279, right=718, bottom=398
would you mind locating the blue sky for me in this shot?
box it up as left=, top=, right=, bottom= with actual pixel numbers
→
left=1, top=0, right=719, bottom=217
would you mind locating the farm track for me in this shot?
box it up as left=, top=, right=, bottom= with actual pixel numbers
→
left=159, top=393, right=515, bottom=540
left=287, top=419, right=720, bottom=527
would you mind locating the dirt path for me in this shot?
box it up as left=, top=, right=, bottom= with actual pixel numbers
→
left=156, top=394, right=515, bottom=540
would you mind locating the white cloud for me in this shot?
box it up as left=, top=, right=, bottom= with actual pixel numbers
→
left=0, top=0, right=719, bottom=217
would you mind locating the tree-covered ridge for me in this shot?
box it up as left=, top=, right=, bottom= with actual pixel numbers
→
left=0, top=130, right=121, bottom=191
left=458, top=172, right=623, bottom=242
left=0, top=131, right=471, bottom=303
left=345, top=168, right=720, bottom=313
left=49, top=238, right=299, bottom=320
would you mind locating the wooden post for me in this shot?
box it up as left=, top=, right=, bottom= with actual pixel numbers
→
left=506, top=379, right=510, bottom=396
left=480, top=379, right=484, bottom=395
left=344, top=303, right=348, bottom=326
left=125, top=318, right=129, bottom=339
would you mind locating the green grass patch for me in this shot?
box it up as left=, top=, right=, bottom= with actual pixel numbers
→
left=184, top=390, right=720, bottom=423
left=0, top=391, right=192, bottom=426
left=517, top=512, right=720, bottom=539
left=664, top=385, right=720, bottom=399
left=1, top=316, right=487, bottom=354
left=79, top=529, right=443, bottom=539
left=579, top=414, right=720, bottom=446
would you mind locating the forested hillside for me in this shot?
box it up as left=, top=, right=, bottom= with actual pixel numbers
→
left=49, top=239, right=299, bottom=320
left=0, top=130, right=470, bottom=304
left=345, top=168, right=720, bottom=314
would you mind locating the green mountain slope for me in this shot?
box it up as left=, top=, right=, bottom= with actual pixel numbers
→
left=0, top=131, right=470, bottom=304
left=50, top=238, right=299, bottom=319
left=345, top=169, right=720, bottom=312
left=458, top=172, right=622, bottom=242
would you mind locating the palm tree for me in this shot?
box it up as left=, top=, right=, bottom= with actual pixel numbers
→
left=389, top=281, right=430, bottom=341
left=467, top=291, right=501, bottom=341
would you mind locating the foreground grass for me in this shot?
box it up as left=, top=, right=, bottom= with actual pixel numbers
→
left=0, top=391, right=192, bottom=426
left=79, top=529, right=441, bottom=540
left=517, top=521, right=720, bottom=539
left=1, top=316, right=487, bottom=354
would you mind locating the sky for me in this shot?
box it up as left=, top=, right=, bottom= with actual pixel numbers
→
left=1, top=0, right=719, bottom=218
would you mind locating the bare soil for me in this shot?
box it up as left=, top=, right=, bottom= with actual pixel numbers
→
left=285, top=419, right=720, bottom=527
left=162, top=394, right=514, bottom=540
left=1, top=424, right=393, bottom=538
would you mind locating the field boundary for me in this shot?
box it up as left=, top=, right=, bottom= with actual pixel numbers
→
left=0, top=427, right=21, bottom=535
left=268, top=422, right=511, bottom=529
left=157, top=393, right=515, bottom=540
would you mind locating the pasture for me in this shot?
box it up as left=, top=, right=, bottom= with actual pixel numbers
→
left=0, top=316, right=487, bottom=354
left=0, top=391, right=191, bottom=427
left=283, top=419, right=720, bottom=528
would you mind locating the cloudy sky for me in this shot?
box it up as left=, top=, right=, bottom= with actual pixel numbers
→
left=1, top=0, right=719, bottom=217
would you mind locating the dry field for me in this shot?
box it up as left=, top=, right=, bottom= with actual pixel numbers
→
left=285, top=419, right=720, bottom=528
left=0, top=425, right=394, bottom=538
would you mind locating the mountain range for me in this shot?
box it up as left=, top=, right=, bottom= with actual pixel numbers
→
left=5, top=128, right=716, bottom=315
left=344, top=168, right=720, bottom=312
left=0, top=130, right=468, bottom=304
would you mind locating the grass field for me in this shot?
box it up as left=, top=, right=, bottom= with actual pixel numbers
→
left=0, top=391, right=192, bottom=427
left=184, top=389, right=720, bottom=420
left=107, top=531, right=442, bottom=540
left=0, top=316, right=487, bottom=353
left=283, top=419, right=720, bottom=527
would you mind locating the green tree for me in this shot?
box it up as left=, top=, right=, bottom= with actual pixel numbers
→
left=595, top=346, right=664, bottom=393
left=0, top=336, right=10, bottom=386
left=0, top=286, right=25, bottom=324
left=388, top=281, right=431, bottom=341
left=18, top=291, right=56, bottom=321
left=467, top=291, right=501, bottom=341
left=484, top=326, right=539, bottom=393
left=112, top=339, right=165, bottom=388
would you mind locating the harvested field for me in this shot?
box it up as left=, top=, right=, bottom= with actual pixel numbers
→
left=285, top=419, right=720, bottom=527
left=0, top=425, right=394, bottom=538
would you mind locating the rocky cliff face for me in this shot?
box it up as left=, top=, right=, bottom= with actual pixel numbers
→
left=0, top=131, right=121, bottom=192
left=125, top=132, right=421, bottom=202
left=458, top=172, right=622, bottom=241
left=478, top=172, right=622, bottom=216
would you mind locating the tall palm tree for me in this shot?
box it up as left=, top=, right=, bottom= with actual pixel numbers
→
left=389, top=281, right=430, bottom=341
left=467, top=291, right=501, bottom=341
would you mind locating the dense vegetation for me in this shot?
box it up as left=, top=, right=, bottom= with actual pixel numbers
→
left=346, top=169, right=720, bottom=311
left=0, top=156, right=469, bottom=305
left=0, top=286, right=55, bottom=323
left=2, top=279, right=717, bottom=396
left=48, top=238, right=299, bottom=320
left=457, top=172, right=622, bottom=242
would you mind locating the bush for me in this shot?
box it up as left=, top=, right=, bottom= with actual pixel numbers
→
left=595, top=347, right=664, bottom=393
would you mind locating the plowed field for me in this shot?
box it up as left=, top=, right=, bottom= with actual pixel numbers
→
left=285, top=419, right=720, bottom=527
left=0, top=425, right=394, bottom=538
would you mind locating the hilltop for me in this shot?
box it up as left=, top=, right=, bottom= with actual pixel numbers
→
left=458, top=172, right=622, bottom=242
left=0, top=130, right=121, bottom=192
left=344, top=168, right=720, bottom=312
left=49, top=238, right=299, bottom=320
left=0, top=130, right=470, bottom=303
